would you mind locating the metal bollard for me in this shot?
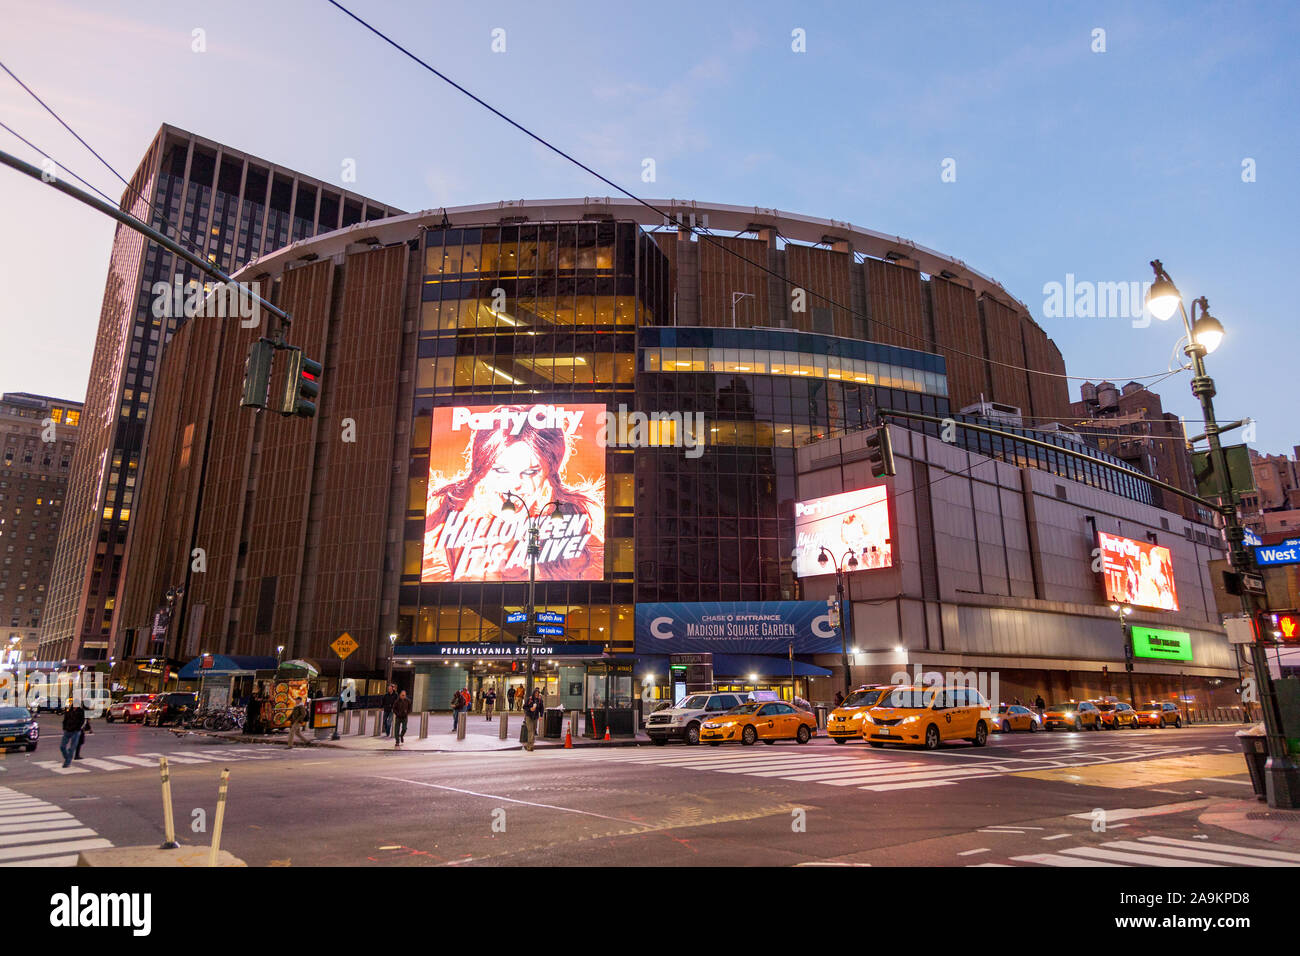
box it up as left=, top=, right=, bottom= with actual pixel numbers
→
left=209, top=767, right=230, bottom=867
left=357, top=709, right=367, bottom=736
left=499, top=714, right=508, bottom=740
left=342, top=710, right=351, bottom=735
left=457, top=712, right=467, bottom=741
left=419, top=711, right=429, bottom=738
left=373, top=709, right=382, bottom=737
left=158, top=756, right=179, bottom=850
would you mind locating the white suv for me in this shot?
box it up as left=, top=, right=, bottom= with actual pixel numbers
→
left=646, top=692, right=747, bottom=746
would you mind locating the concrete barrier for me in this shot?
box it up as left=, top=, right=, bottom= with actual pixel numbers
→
left=499, top=714, right=508, bottom=740
left=357, top=710, right=367, bottom=736
left=342, top=710, right=351, bottom=735
left=372, top=709, right=382, bottom=737
left=419, top=711, right=429, bottom=738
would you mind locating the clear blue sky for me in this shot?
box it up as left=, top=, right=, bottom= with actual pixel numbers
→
left=1, top=0, right=1296, bottom=453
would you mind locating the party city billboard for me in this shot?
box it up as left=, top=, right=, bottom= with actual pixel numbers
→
left=635, top=602, right=841, bottom=654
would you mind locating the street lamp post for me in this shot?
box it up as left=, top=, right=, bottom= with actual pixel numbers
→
left=500, top=492, right=570, bottom=743
left=385, top=633, right=397, bottom=687
left=817, top=546, right=862, bottom=695
left=1110, top=603, right=1136, bottom=705
left=1146, top=259, right=1299, bottom=807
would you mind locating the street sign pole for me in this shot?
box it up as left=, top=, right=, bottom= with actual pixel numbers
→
left=334, top=653, right=344, bottom=741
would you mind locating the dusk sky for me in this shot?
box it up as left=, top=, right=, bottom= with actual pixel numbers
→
left=2, top=0, right=1296, bottom=452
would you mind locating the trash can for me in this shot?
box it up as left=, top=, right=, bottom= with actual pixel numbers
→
left=1237, top=726, right=1268, bottom=802
left=815, top=705, right=829, bottom=730
left=544, top=707, right=564, bottom=739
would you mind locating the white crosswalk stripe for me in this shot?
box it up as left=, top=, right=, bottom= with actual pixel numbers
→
left=7, top=746, right=286, bottom=777
left=556, top=747, right=988, bottom=791
left=0, top=786, right=112, bottom=866
left=1001, top=835, right=1300, bottom=867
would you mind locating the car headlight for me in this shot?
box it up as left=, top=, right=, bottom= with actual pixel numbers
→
left=1064, top=712, right=1074, bottom=719
left=900, top=715, right=920, bottom=724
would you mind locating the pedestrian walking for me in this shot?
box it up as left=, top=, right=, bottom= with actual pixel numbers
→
left=60, top=700, right=87, bottom=768
left=523, top=687, right=544, bottom=751
left=1034, top=694, right=1045, bottom=716
left=287, top=698, right=312, bottom=748
left=75, top=714, right=92, bottom=759
left=506, top=686, right=515, bottom=711
left=485, top=686, right=496, bottom=721
left=834, top=690, right=845, bottom=708
left=382, top=683, right=397, bottom=737
left=393, top=690, right=410, bottom=748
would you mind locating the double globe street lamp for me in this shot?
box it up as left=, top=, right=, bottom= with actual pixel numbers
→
left=813, top=545, right=871, bottom=695
left=1145, top=260, right=1299, bottom=808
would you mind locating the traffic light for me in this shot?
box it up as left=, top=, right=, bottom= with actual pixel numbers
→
left=1273, top=611, right=1300, bottom=643
left=865, top=425, right=895, bottom=478
left=279, top=347, right=323, bottom=418
left=240, top=338, right=275, bottom=409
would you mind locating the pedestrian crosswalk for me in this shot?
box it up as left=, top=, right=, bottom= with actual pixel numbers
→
left=1, top=747, right=283, bottom=776
left=972, top=835, right=1300, bottom=867
left=0, top=785, right=113, bottom=865
left=560, top=747, right=1004, bottom=792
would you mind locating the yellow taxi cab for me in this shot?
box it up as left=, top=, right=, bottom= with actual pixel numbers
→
left=861, top=685, right=994, bottom=750
left=1042, top=699, right=1101, bottom=731
left=1092, top=699, right=1140, bottom=730
left=1134, top=700, right=1184, bottom=728
left=993, top=703, right=1042, bottom=733
left=700, top=700, right=818, bottom=746
left=827, top=685, right=900, bottom=744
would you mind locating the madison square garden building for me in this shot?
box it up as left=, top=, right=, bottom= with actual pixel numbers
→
left=115, top=198, right=1239, bottom=714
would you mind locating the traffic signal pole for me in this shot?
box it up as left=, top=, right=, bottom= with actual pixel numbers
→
left=0, top=148, right=289, bottom=327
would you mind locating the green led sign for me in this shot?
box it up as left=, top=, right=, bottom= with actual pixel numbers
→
left=1130, top=626, right=1193, bottom=662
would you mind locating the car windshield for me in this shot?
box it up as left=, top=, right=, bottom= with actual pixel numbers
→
left=678, top=695, right=709, bottom=709
left=1095, top=703, right=1115, bottom=711
left=725, top=703, right=763, bottom=715
left=880, top=688, right=932, bottom=709
left=1050, top=703, right=1076, bottom=710
left=842, top=689, right=886, bottom=708
left=0, top=707, right=30, bottom=720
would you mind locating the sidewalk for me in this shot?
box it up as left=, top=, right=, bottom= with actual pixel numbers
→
left=1200, top=798, right=1300, bottom=850
left=179, top=711, right=651, bottom=753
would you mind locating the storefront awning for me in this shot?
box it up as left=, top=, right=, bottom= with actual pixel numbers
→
left=178, top=655, right=279, bottom=679
left=711, top=654, right=832, bottom=678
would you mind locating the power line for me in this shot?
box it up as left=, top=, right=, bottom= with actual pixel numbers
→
left=0, top=58, right=211, bottom=262
left=322, top=1, right=1180, bottom=390
left=322, top=0, right=1179, bottom=387
left=0, top=120, right=120, bottom=207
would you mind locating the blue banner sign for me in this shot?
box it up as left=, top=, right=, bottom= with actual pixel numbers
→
left=1255, top=539, right=1300, bottom=567
left=395, top=643, right=607, bottom=659
left=635, top=602, right=840, bottom=654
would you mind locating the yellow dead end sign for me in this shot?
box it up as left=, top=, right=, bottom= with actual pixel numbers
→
left=331, top=632, right=359, bottom=660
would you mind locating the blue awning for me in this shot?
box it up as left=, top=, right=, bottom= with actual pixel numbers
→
left=178, top=655, right=279, bottom=679
left=711, top=654, right=831, bottom=678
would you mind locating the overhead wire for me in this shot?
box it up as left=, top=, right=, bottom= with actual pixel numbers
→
left=322, top=0, right=1181, bottom=386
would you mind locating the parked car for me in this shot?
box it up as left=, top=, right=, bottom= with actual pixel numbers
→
left=143, top=692, right=198, bottom=727
left=1135, top=701, right=1184, bottom=728
left=701, top=701, right=817, bottom=746
left=646, top=692, right=748, bottom=745
left=107, top=693, right=156, bottom=723
left=862, top=685, right=994, bottom=749
left=0, top=706, right=39, bottom=752
left=827, top=685, right=899, bottom=743
left=993, top=703, right=1042, bottom=732
left=1043, top=700, right=1101, bottom=731
left=1093, top=700, right=1140, bottom=729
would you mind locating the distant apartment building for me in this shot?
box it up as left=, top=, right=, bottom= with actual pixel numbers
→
left=39, top=124, right=400, bottom=664
left=1241, top=447, right=1300, bottom=538
left=1, top=393, right=82, bottom=661
left=1067, top=381, right=1209, bottom=524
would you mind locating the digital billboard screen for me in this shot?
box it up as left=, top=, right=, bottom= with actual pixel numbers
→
left=1130, top=626, right=1192, bottom=662
left=791, top=486, right=892, bottom=577
left=1098, top=531, right=1179, bottom=611
left=422, top=403, right=606, bottom=582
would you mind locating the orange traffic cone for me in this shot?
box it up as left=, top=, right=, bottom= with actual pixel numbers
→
left=603, top=726, right=611, bottom=742
left=564, top=730, right=573, bottom=748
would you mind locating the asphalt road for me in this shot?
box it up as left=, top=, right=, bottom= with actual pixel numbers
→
left=0, top=715, right=1284, bottom=868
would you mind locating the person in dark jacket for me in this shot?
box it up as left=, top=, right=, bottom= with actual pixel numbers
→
left=382, top=683, right=398, bottom=737
left=393, top=690, right=411, bottom=748
left=523, top=687, right=544, bottom=752
left=246, top=683, right=264, bottom=736
left=61, top=701, right=87, bottom=768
